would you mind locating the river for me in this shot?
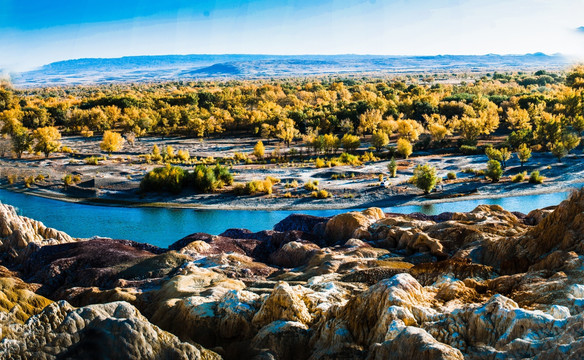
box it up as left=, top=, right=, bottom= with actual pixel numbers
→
left=0, top=188, right=575, bottom=248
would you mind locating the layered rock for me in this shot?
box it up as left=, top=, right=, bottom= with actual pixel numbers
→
left=2, top=190, right=584, bottom=359
left=0, top=300, right=219, bottom=360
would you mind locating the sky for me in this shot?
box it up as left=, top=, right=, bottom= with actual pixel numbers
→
left=1, top=0, right=583, bottom=71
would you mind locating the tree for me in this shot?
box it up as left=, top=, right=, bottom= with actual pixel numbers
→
left=396, top=119, right=420, bottom=141
left=396, top=138, right=412, bottom=159
left=100, top=130, right=124, bottom=154
left=387, top=157, right=398, bottom=177
left=549, top=132, right=580, bottom=162
left=11, top=125, right=32, bottom=158
left=275, top=118, right=299, bottom=146
left=411, top=164, right=437, bottom=194
left=517, top=143, right=532, bottom=167
left=358, top=109, right=383, bottom=134
left=32, top=126, right=61, bottom=158
left=323, top=133, right=340, bottom=153
left=341, top=134, right=360, bottom=153
left=499, top=148, right=512, bottom=169
left=371, top=130, right=389, bottom=151
left=506, top=108, right=532, bottom=131
left=253, top=140, right=265, bottom=159
left=457, top=115, right=483, bottom=144
left=486, top=160, right=503, bottom=183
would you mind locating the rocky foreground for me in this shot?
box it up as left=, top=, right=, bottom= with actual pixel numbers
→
left=1, top=191, right=584, bottom=359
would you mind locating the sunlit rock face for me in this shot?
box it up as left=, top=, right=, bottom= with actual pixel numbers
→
left=3, top=190, right=584, bottom=359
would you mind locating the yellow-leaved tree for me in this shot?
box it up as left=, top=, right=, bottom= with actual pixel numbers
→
left=100, top=130, right=124, bottom=154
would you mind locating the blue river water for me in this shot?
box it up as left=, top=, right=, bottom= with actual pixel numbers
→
left=0, top=188, right=575, bottom=248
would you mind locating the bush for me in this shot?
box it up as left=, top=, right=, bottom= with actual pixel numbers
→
left=304, top=180, right=319, bottom=191
left=315, top=157, right=326, bottom=168
left=460, top=145, right=479, bottom=155
left=360, top=151, right=377, bottom=162
left=285, top=180, right=299, bottom=188
left=337, top=152, right=361, bottom=166
left=24, top=176, right=34, bottom=188
left=191, top=164, right=233, bottom=193
left=312, top=189, right=330, bottom=198
left=486, top=160, right=503, bottom=182
left=140, top=164, right=186, bottom=194
left=84, top=156, right=101, bottom=165
left=176, top=149, right=190, bottom=162
left=410, top=164, right=438, bottom=194
left=529, top=170, right=545, bottom=184
left=511, top=171, right=527, bottom=182
left=446, top=172, right=456, bottom=180
left=234, top=178, right=274, bottom=195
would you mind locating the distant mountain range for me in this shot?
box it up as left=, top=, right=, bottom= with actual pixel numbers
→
left=9, top=53, right=573, bottom=87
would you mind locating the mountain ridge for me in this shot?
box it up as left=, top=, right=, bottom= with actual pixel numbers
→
left=9, top=53, right=572, bottom=87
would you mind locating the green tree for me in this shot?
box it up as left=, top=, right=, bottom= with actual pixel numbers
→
left=517, top=143, right=532, bottom=167
left=32, top=126, right=61, bottom=158
left=411, top=164, right=437, bottom=194
left=11, top=125, right=32, bottom=158
left=486, top=160, right=503, bottom=183
left=387, top=157, right=398, bottom=178
left=499, top=148, right=512, bottom=168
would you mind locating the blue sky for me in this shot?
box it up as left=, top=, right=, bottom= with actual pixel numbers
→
left=1, top=0, right=583, bottom=71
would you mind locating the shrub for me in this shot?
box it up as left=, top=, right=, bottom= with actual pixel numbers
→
left=446, top=172, right=456, bottom=180
left=410, top=164, right=438, bottom=194
left=61, top=146, right=74, bottom=154
left=529, top=170, right=545, bottom=184
left=191, top=164, right=233, bottom=193
left=312, top=189, right=330, bottom=198
left=253, top=141, right=265, bottom=159
left=84, top=156, right=101, bottom=165
left=304, top=180, right=319, bottom=191
left=283, top=192, right=293, bottom=198
left=511, top=171, right=527, bottom=182
left=337, top=152, right=361, bottom=166
left=360, top=151, right=377, bottom=162
left=315, top=157, right=326, bottom=168
left=151, top=145, right=163, bottom=162
left=7, top=174, right=17, bottom=185
left=140, top=164, right=186, bottom=194
left=486, top=160, right=503, bottom=182
left=176, top=149, right=190, bottom=162
left=285, top=180, right=299, bottom=188
left=460, top=145, right=479, bottom=155
left=234, top=178, right=274, bottom=195
left=24, top=176, right=34, bottom=188
left=266, top=176, right=280, bottom=184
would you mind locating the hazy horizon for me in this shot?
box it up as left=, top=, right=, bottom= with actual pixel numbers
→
left=2, top=0, right=584, bottom=72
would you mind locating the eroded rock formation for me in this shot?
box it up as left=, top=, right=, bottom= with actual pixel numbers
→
left=3, top=190, right=584, bottom=359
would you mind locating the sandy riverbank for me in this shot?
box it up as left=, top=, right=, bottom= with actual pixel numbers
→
left=1, top=135, right=583, bottom=210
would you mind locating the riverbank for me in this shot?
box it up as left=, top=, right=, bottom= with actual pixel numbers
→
left=1, top=175, right=582, bottom=211
left=1, top=135, right=583, bottom=211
